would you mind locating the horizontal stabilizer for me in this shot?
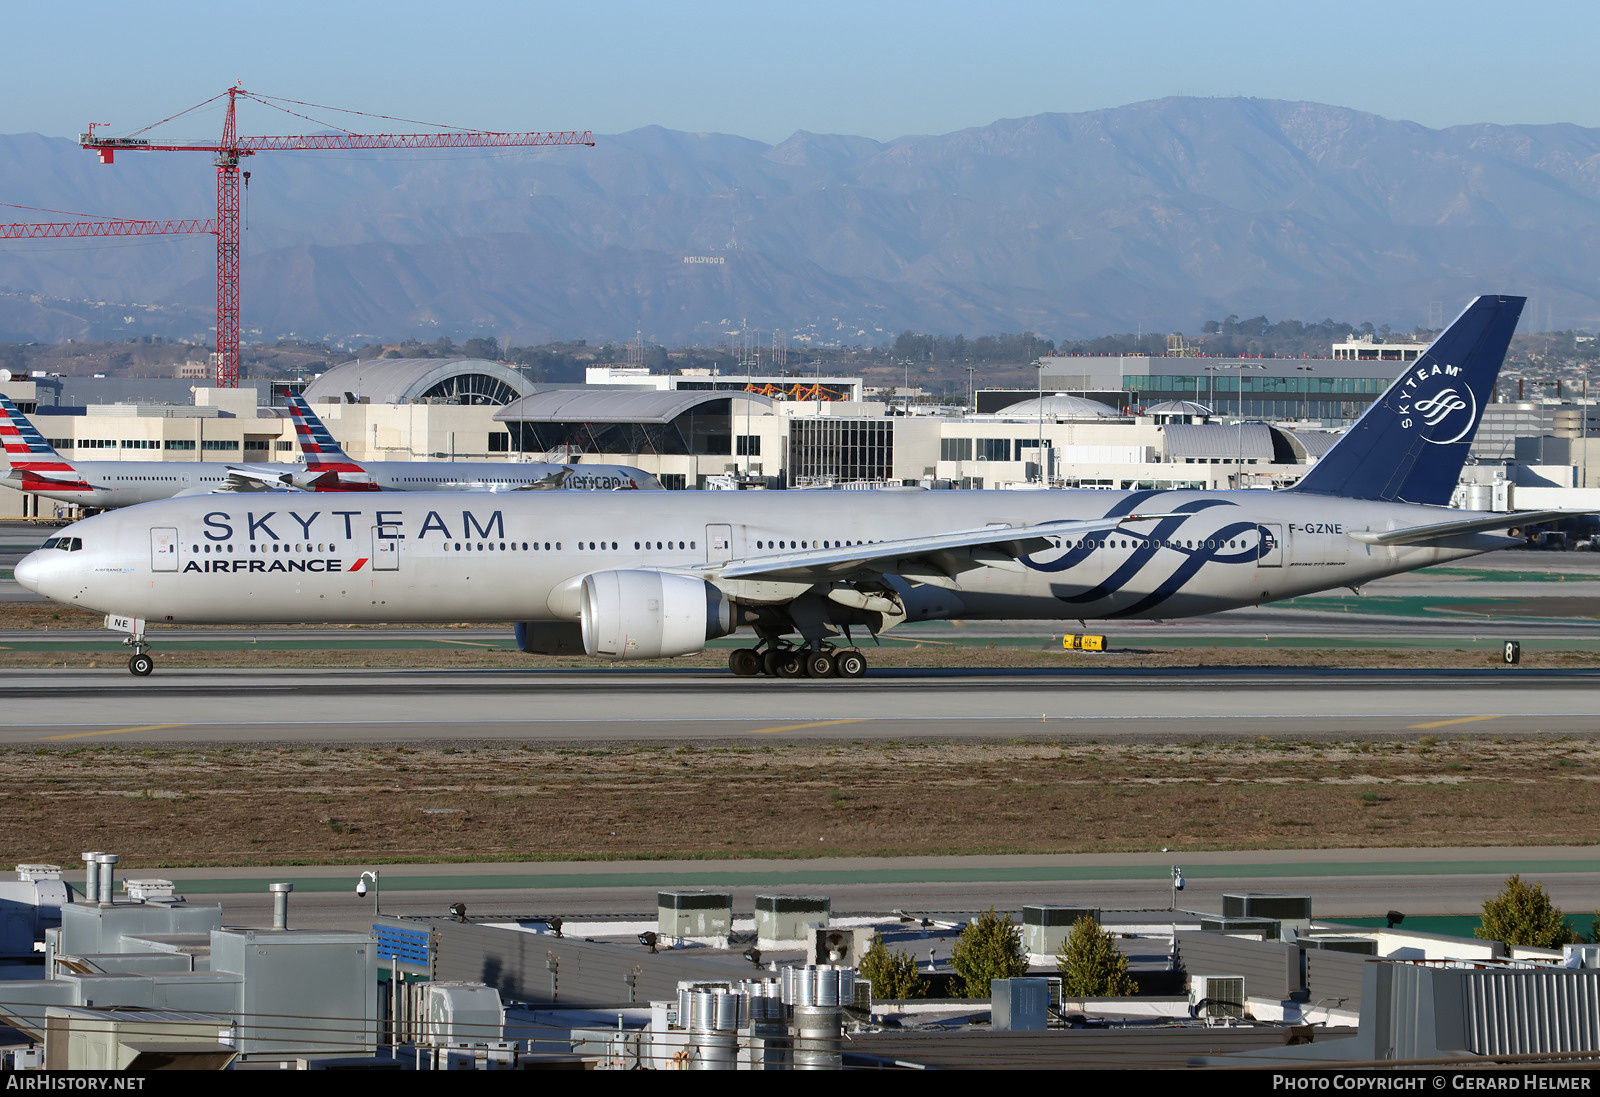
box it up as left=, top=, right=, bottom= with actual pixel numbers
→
left=4, top=467, right=101, bottom=489
left=1350, top=510, right=1575, bottom=546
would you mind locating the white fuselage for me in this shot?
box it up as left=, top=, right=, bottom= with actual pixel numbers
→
left=2, top=458, right=659, bottom=508
left=335, top=461, right=656, bottom=493
left=17, top=488, right=1506, bottom=628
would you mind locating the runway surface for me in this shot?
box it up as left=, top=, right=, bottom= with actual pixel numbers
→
left=2, top=665, right=1596, bottom=744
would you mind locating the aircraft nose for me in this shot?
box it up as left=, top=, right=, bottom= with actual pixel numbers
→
left=14, top=549, right=49, bottom=594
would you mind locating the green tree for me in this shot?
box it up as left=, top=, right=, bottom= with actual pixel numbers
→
left=1476, top=874, right=1576, bottom=948
left=857, top=933, right=930, bottom=1000
left=950, top=907, right=1028, bottom=998
left=1057, top=915, right=1138, bottom=997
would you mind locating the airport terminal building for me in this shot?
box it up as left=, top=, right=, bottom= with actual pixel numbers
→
left=4, top=341, right=1599, bottom=518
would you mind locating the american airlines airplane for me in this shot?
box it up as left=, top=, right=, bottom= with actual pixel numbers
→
left=16, top=295, right=1567, bottom=678
left=0, top=391, right=660, bottom=510
left=284, top=393, right=659, bottom=493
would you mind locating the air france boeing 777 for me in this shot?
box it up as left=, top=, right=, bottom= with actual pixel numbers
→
left=17, top=295, right=1567, bottom=678
left=0, top=392, right=660, bottom=509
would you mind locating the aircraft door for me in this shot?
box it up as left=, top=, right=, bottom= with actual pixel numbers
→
left=1258, top=523, right=1283, bottom=568
left=705, top=523, right=735, bottom=564
left=372, top=525, right=400, bottom=571
left=151, top=527, right=178, bottom=572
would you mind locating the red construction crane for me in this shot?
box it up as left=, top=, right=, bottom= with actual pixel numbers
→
left=81, top=86, right=593, bottom=387
left=1, top=212, right=217, bottom=240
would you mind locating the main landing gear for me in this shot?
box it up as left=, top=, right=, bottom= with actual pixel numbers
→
left=727, top=645, right=867, bottom=680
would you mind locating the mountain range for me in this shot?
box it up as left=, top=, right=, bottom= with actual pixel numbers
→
left=3, top=96, right=1599, bottom=348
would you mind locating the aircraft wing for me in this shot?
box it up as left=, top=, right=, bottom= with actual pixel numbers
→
left=697, top=512, right=1181, bottom=585
left=512, top=467, right=571, bottom=491
left=1349, top=510, right=1578, bottom=546
left=220, top=466, right=301, bottom=492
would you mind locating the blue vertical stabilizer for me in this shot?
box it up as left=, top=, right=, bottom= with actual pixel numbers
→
left=1291, top=294, right=1524, bottom=505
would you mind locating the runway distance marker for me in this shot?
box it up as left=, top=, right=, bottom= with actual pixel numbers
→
left=1407, top=714, right=1502, bottom=729
left=41, top=722, right=189, bottom=741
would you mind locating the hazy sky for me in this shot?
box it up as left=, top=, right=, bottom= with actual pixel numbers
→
left=4, top=1, right=1596, bottom=144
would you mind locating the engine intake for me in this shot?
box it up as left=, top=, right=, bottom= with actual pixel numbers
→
left=579, top=570, right=733, bottom=659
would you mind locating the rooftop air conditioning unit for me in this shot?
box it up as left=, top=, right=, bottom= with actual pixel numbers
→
left=1189, top=975, right=1245, bottom=1021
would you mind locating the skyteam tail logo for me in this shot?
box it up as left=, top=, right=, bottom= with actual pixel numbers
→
left=1396, top=363, right=1477, bottom=445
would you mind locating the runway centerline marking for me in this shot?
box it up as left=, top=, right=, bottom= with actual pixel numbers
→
left=41, top=723, right=190, bottom=741
left=1408, top=715, right=1502, bottom=729
left=749, top=719, right=867, bottom=735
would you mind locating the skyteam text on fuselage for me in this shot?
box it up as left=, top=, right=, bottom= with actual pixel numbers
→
left=16, top=295, right=1567, bottom=679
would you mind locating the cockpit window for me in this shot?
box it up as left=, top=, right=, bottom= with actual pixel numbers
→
left=65, top=538, right=82, bottom=551
left=40, top=538, right=60, bottom=550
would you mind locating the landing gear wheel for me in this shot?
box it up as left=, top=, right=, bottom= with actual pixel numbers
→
left=834, top=649, right=867, bottom=678
left=761, top=650, right=783, bottom=677
left=128, top=653, right=154, bottom=677
left=728, top=648, right=763, bottom=677
left=775, top=651, right=807, bottom=678
left=805, top=651, right=838, bottom=678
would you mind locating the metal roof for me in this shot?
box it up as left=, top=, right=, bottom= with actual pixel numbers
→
left=1280, top=429, right=1342, bottom=459
left=495, top=387, right=774, bottom=424
left=1162, top=422, right=1276, bottom=462
left=1144, top=399, right=1212, bottom=417
left=991, top=394, right=1117, bottom=420
left=300, top=357, right=527, bottom=405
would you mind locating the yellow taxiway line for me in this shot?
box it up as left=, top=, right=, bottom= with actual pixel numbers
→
left=1407, top=714, right=1502, bottom=729
left=749, top=718, right=867, bottom=735
left=41, top=723, right=189, bottom=742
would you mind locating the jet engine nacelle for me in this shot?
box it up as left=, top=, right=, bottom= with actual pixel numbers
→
left=579, top=570, right=733, bottom=659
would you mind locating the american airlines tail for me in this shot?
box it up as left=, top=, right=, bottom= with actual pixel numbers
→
left=1291, top=294, right=1524, bottom=505
left=0, top=392, right=92, bottom=494
left=285, top=393, right=376, bottom=489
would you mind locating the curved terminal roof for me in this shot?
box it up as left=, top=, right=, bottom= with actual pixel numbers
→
left=300, top=358, right=529, bottom=406
left=1163, top=422, right=1276, bottom=462
left=1279, top=429, right=1342, bottom=460
left=495, top=388, right=775, bottom=424
left=993, top=394, right=1117, bottom=420
left=1144, top=399, right=1212, bottom=418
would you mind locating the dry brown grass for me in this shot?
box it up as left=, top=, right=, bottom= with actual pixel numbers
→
left=3, top=737, right=1595, bottom=867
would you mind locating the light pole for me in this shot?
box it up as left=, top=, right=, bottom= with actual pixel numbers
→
left=1296, top=365, right=1315, bottom=422
left=1035, top=360, right=1047, bottom=484
left=356, top=869, right=381, bottom=916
